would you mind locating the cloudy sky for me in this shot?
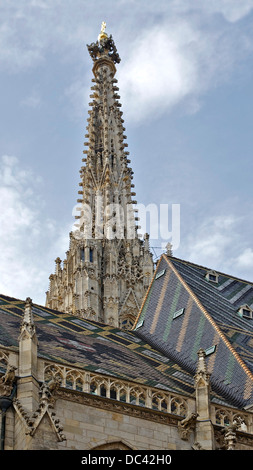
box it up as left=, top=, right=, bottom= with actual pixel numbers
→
left=1, top=0, right=253, bottom=305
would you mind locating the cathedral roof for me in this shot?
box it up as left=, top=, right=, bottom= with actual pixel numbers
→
left=0, top=292, right=197, bottom=398
left=2, top=254, right=253, bottom=408
left=133, top=254, right=253, bottom=409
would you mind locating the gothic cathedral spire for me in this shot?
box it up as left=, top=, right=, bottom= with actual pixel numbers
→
left=45, top=24, right=154, bottom=329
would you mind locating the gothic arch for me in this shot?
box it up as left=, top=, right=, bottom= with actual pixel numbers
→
left=119, top=288, right=140, bottom=329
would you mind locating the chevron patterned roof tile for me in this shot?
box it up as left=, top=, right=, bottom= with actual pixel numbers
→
left=0, top=293, right=197, bottom=398
left=133, top=255, right=253, bottom=408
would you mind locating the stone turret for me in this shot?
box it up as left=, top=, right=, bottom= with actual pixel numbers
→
left=46, top=23, right=154, bottom=328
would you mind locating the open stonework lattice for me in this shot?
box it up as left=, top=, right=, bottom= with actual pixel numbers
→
left=42, top=360, right=253, bottom=436
left=1, top=344, right=253, bottom=450
left=43, top=362, right=189, bottom=417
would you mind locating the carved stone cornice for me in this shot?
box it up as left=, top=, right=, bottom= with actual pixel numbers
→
left=55, top=387, right=181, bottom=427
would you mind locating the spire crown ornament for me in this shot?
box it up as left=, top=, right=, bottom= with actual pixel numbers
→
left=98, top=21, right=108, bottom=42
left=87, top=23, right=121, bottom=66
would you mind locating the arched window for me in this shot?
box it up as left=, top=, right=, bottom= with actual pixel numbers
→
left=170, top=397, right=187, bottom=417
left=120, top=315, right=135, bottom=330
left=215, top=409, right=231, bottom=426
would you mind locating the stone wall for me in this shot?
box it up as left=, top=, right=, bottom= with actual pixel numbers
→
left=24, top=397, right=193, bottom=450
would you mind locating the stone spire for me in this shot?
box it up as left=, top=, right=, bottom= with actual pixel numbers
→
left=46, top=24, right=154, bottom=329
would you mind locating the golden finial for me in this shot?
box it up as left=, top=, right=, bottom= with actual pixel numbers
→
left=98, top=21, right=108, bottom=42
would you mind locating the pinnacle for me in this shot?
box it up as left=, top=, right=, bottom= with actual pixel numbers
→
left=19, top=297, right=37, bottom=342
left=23, top=297, right=34, bottom=326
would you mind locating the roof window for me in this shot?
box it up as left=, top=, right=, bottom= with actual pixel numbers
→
left=134, top=318, right=144, bottom=330
left=205, top=270, right=219, bottom=283
left=205, top=345, right=216, bottom=356
left=173, top=308, right=185, bottom=319
left=237, top=304, right=253, bottom=319
left=155, top=269, right=166, bottom=280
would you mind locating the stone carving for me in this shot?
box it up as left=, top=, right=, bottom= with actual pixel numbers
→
left=215, top=406, right=248, bottom=431
left=87, top=34, right=121, bottom=64
left=40, top=376, right=62, bottom=403
left=13, top=378, right=66, bottom=442
left=222, top=423, right=238, bottom=450
left=192, top=441, right=203, bottom=450
left=178, top=412, right=198, bottom=441
left=0, top=364, right=17, bottom=397
left=43, top=363, right=189, bottom=419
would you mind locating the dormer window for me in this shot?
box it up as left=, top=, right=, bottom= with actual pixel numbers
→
left=173, top=308, right=185, bottom=319
left=134, top=318, right=144, bottom=330
left=205, top=270, right=219, bottom=283
left=238, top=304, right=253, bottom=319
left=205, top=345, right=216, bottom=356
left=155, top=269, right=166, bottom=280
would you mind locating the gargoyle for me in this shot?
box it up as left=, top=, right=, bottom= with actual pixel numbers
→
left=0, top=364, right=17, bottom=396
left=39, top=376, right=62, bottom=403
left=178, top=412, right=198, bottom=440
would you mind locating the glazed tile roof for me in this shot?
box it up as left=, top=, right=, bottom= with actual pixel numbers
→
left=0, top=293, right=198, bottom=398
left=133, top=255, right=253, bottom=409
left=169, top=257, right=253, bottom=374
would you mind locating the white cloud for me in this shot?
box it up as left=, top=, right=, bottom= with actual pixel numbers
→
left=183, top=214, right=238, bottom=266
left=235, top=248, right=253, bottom=269
left=166, top=0, right=253, bottom=22
left=0, top=155, right=71, bottom=305
left=118, top=11, right=253, bottom=122
left=176, top=212, right=253, bottom=281
left=1, top=2, right=253, bottom=122
left=118, top=24, right=198, bottom=122
left=229, top=248, right=253, bottom=282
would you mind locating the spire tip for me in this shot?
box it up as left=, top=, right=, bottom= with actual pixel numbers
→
left=98, top=21, right=108, bottom=42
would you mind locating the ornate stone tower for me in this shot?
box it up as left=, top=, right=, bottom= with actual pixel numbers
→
left=45, top=24, right=154, bottom=329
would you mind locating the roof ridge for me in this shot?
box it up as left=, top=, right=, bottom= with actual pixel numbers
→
left=163, top=254, right=253, bottom=384
left=169, top=259, right=253, bottom=333
left=167, top=255, right=253, bottom=286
